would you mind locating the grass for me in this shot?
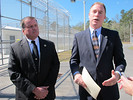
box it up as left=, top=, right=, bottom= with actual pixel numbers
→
left=128, top=46, right=133, bottom=50
left=122, top=42, right=130, bottom=44
left=122, top=42, right=133, bottom=50
left=58, top=50, right=71, bottom=62
left=57, top=44, right=133, bottom=62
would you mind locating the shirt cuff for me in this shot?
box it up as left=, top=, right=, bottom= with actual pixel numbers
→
left=115, top=71, right=121, bottom=76
left=73, top=71, right=80, bottom=76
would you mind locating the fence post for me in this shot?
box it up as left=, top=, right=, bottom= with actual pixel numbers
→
left=56, top=9, right=58, bottom=52
left=0, top=0, right=3, bottom=65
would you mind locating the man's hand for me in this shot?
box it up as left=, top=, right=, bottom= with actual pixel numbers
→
left=74, top=73, right=87, bottom=88
left=33, top=86, right=49, bottom=99
left=102, top=70, right=120, bottom=86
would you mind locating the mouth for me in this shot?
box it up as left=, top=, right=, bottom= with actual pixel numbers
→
left=93, top=18, right=99, bottom=21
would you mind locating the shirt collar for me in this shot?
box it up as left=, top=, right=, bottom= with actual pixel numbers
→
left=26, top=37, right=39, bottom=45
left=89, top=27, right=102, bottom=36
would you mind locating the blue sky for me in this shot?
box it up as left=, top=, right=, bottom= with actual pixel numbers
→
left=55, top=0, right=133, bottom=26
left=1, top=0, right=133, bottom=27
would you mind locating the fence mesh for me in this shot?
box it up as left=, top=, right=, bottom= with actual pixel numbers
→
left=0, top=0, right=78, bottom=65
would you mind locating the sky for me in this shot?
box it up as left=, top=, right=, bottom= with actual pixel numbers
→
left=54, top=0, right=133, bottom=26
left=1, top=0, right=133, bottom=27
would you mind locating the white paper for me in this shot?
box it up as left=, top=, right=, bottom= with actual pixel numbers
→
left=82, top=67, right=101, bottom=99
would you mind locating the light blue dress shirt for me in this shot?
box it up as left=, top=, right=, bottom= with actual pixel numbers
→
left=89, top=26, right=101, bottom=46
left=26, top=37, right=40, bottom=57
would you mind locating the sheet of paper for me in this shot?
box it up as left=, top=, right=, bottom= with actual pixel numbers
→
left=82, top=67, right=101, bottom=99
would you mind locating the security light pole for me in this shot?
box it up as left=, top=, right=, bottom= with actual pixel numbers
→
left=71, top=0, right=76, bottom=2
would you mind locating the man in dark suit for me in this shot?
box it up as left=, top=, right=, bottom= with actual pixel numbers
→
left=70, top=2, right=126, bottom=100
left=8, top=16, right=60, bottom=100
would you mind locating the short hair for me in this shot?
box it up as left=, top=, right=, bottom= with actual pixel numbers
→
left=21, top=16, right=37, bottom=29
left=90, top=2, right=106, bottom=13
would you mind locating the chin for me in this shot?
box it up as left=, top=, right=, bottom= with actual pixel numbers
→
left=92, top=24, right=98, bottom=28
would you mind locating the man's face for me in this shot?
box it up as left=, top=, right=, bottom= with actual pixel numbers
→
left=89, top=4, right=106, bottom=29
left=22, top=18, right=39, bottom=40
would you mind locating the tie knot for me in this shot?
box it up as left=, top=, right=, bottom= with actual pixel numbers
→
left=93, top=30, right=97, bottom=35
left=92, top=30, right=97, bottom=38
left=31, top=41, right=35, bottom=44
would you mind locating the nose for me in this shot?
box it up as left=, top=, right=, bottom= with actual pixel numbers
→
left=95, top=12, right=99, bottom=16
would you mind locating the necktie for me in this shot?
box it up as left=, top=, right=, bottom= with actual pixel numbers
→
left=92, top=30, right=99, bottom=58
left=31, top=41, right=39, bottom=69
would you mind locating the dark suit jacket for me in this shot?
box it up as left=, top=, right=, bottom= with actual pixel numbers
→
left=8, top=37, right=60, bottom=100
left=70, top=27, right=126, bottom=100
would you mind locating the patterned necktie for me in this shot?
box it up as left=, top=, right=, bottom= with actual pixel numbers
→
left=92, top=30, right=99, bottom=58
left=31, top=41, right=39, bottom=69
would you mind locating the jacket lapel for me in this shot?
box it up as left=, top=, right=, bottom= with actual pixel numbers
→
left=39, top=37, right=47, bottom=72
left=97, top=28, right=108, bottom=64
left=21, top=38, right=37, bottom=71
left=84, top=28, right=96, bottom=63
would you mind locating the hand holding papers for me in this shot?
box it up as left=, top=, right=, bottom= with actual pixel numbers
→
left=82, top=67, right=101, bottom=99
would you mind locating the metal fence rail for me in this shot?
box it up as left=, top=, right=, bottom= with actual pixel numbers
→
left=0, top=0, right=76, bottom=66
left=0, top=63, right=78, bottom=100
left=55, top=69, right=71, bottom=89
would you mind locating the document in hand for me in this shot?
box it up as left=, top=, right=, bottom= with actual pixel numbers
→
left=82, top=67, right=101, bottom=99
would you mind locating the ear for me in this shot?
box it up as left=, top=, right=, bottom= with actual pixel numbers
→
left=22, top=29, right=24, bottom=33
left=22, top=29, right=25, bottom=35
left=88, top=12, right=90, bottom=19
left=104, top=15, right=106, bottom=19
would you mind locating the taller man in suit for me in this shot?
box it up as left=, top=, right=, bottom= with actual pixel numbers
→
left=8, top=16, right=60, bottom=100
left=70, top=2, right=126, bottom=100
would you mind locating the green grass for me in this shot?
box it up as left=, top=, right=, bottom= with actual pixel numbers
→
left=58, top=44, right=133, bottom=62
left=122, top=42, right=133, bottom=50
left=58, top=50, right=71, bottom=62
left=128, top=46, right=133, bottom=50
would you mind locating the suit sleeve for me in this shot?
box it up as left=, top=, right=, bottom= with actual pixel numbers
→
left=8, top=45, right=36, bottom=97
left=69, top=34, right=80, bottom=77
left=113, top=32, right=126, bottom=72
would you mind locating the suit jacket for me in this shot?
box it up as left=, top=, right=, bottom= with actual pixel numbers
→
left=70, top=27, right=126, bottom=100
left=8, top=37, right=60, bottom=100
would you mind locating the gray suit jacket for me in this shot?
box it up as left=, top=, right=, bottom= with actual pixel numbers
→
left=8, top=37, right=60, bottom=100
left=70, top=27, right=126, bottom=100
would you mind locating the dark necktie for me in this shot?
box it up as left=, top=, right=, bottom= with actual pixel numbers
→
left=92, top=30, right=99, bottom=58
left=31, top=41, right=39, bottom=69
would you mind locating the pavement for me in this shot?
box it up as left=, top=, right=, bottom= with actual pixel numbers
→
left=0, top=43, right=133, bottom=100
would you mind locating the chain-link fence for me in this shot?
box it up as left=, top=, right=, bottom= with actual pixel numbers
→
left=0, top=0, right=80, bottom=99
left=0, top=0, right=78, bottom=65
left=130, top=21, right=133, bottom=43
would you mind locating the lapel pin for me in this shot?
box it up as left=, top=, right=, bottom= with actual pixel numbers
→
left=44, top=44, right=47, bottom=47
left=35, top=58, right=38, bottom=60
left=105, top=36, right=108, bottom=39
